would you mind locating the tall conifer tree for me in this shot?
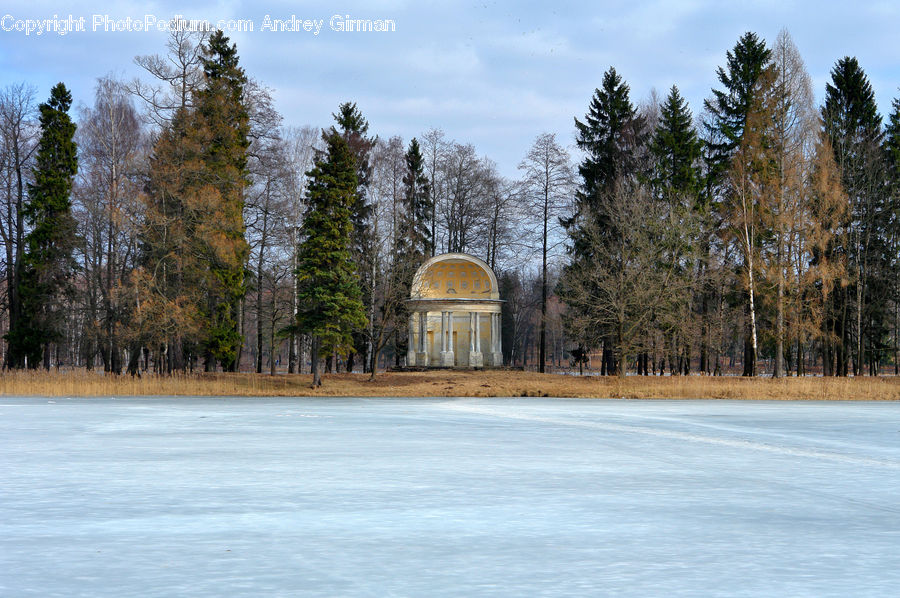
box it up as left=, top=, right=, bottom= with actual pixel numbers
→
left=651, top=85, right=702, bottom=204
left=332, top=102, right=375, bottom=372
left=822, top=56, right=885, bottom=375
left=295, top=131, right=367, bottom=387
left=5, top=83, right=78, bottom=369
left=139, top=106, right=205, bottom=374
left=883, top=98, right=900, bottom=373
left=196, top=30, right=250, bottom=371
left=399, top=137, right=432, bottom=260
left=572, top=67, right=646, bottom=214
left=703, top=32, right=771, bottom=188
left=562, top=67, right=646, bottom=375
left=704, top=31, right=771, bottom=376
left=393, top=137, right=432, bottom=364
left=650, top=85, right=704, bottom=374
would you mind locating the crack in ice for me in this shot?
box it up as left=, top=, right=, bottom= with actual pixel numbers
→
left=438, top=400, right=900, bottom=470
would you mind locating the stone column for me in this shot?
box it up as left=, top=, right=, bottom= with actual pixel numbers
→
left=490, top=312, right=503, bottom=367
left=468, top=311, right=483, bottom=367
left=417, top=311, right=429, bottom=366
left=440, top=311, right=455, bottom=366
left=475, top=312, right=481, bottom=353
left=495, top=312, right=503, bottom=359
left=407, top=312, right=417, bottom=366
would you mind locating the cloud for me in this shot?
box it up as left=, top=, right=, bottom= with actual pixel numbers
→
left=2, top=0, right=898, bottom=178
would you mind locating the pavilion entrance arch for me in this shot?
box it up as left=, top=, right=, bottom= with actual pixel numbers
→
left=406, top=253, right=503, bottom=367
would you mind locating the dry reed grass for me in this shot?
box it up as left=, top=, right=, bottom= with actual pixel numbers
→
left=1, top=369, right=899, bottom=400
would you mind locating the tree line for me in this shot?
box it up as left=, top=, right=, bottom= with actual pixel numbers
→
left=1, top=28, right=898, bottom=377
left=560, top=29, right=900, bottom=377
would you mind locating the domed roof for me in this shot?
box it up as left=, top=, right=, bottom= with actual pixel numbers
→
left=410, top=253, right=500, bottom=301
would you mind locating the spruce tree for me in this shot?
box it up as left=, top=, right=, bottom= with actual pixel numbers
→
left=399, top=137, right=433, bottom=259
left=332, top=102, right=376, bottom=372
left=704, top=31, right=771, bottom=376
left=394, top=137, right=432, bottom=363
left=823, top=57, right=883, bottom=191
left=562, top=66, right=646, bottom=375
left=295, top=131, right=367, bottom=387
left=572, top=67, right=646, bottom=214
left=885, top=98, right=900, bottom=181
left=651, top=85, right=702, bottom=204
left=333, top=101, right=375, bottom=251
left=649, top=85, right=704, bottom=374
left=822, top=56, right=886, bottom=375
left=703, top=32, right=771, bottom=187
left=5, top=83, right=78, bottom=369
left=196, top=30, right=250, bottom=371
left=884, top=98, right=900, bottom=373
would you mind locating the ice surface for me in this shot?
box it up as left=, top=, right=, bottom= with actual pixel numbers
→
left=1, top=397, right=900, bottom=597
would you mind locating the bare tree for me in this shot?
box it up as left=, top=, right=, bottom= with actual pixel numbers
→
left=281, top=125, right=319, bottom=372
left=420, top=128, right=446, bottom=257
left=519, top=132, right=574, bottom=372
left=243, top=83, right=285, bottom=372
left=497, top=268, right=541, bottom=367
left=765, top=29, right=817, bottom=377
left=245, top=136, right=292, bottom=373
left=0, top=83, right=38, bottom=367
left=74, top=75, right=145, bottom=372
left=364, top=135, right=407, bottom=376
left=440, top=142, right=491, bottom=255
left=481, top=171, right=524, bottom=272
left=559, top=182, right=698, bottom=377
left=129, top=28, right=209, bottom=127
left=726, top=64, right=780, bottom=377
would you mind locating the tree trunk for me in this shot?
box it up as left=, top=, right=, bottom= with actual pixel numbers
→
left=288, top=332, right=297, bottom=374
left=311, top=336, right=321, bottom=387
left=539, top=187, right=548, bottom=373
left=774, top=262, right=784, bottom=377
left=269, top=309, right=277, bottom=376
left=256, top=280, right=264, bottom=374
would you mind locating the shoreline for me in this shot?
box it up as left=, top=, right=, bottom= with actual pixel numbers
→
left=2, top=370, right=899, bottom=401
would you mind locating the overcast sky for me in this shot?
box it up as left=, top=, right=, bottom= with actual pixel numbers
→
left=2, top=0, right=898, bottom=177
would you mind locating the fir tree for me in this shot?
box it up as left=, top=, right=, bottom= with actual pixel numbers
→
left=703, top=31, right=771, bottom=376
left=885, top=97, right=900, bottom=187
left=572, top=67, right=646, bottom=213
left=823, top=57, right=883, bottom=191
left=649, top=85, right=704, bottom=374
left=885, top=98, right=900, bottom=181
left=883, top=97, right=900, bottom=373
left=393, top=137, right=432, bottom=363
left=399, top=137, right=433, bottom=259
left=822, top=56, right=887, bottom=376
left=703, top=31, right=771, bottom=185
left=333, top=101, right=375, bottom=249
left=332, top=101, right=376, bottom=372
left=294, top=131, right=367, bottom=387
left=562, top=66, right=646, bottom=375
left=196, top=30, right=250, bottom=371
left=651, top=85, right=702, bottom=205
left=5, top=83, right=78, bottom=369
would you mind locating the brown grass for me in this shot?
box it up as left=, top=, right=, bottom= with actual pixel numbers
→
left=1, top=369, right=899, bottom=400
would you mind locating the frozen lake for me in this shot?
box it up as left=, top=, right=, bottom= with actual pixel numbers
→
left=2, top=397, right=900, bottom=597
